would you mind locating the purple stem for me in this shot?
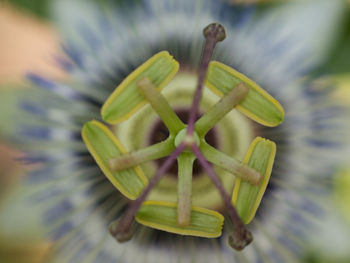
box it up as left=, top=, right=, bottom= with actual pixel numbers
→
left=186, top=23, right=226, bottom=135
left=190, top=144, right=253, bottom=250
left=110, top=143, right=186, bottom=242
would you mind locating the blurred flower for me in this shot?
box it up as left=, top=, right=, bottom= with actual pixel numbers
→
left=0, top=186, right=52, bottom=263
left=1, top=0, right=349, bottom=262
left=301, top=169, right=350, bottom=263
left=0, top=3, right=65, bottom=83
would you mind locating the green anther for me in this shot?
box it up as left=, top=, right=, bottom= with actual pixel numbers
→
left=232, top=137, right=276, bottom=224
left=101, top=51, right=179, bottom=124
left=174, top=128, right=200, bottom=152
left=136, top=201, right=224, bottom=238
left=205, top=61, right=284, bottom=127
left=81, top=120, right=148, bottom=200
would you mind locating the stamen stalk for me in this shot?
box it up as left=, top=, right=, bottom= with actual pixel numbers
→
left=195, top=83, right=249, bottom=137
left=109, top=138, right=175, bottom=171
left=137, top=77, right=185, bottom=134
left=200, top=142, right=261, bottom=185
left=177, top=153, right=195, bottom=226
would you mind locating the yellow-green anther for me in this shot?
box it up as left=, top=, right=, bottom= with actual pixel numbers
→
left=205, top=61, right=284, bottom=127
left=136, top=201, right=224, bottom=238
left=109, top=137, right=175, bottom=171
left=177, top=153, right=195, bottom=227
left=232, top=137, right=276, bottom=224
left=81, top=120, right=148, bottom=200
left=101, top=51, right=179, bottom=124
left=137, top=77, right=185, bottom=134
left=195, top=83, right=248, bottom=137
left=200, top=141, right=261, bottom=185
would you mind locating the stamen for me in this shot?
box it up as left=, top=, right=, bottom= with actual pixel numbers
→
left=187, top=23, right=226, bottom=135
left=109, top=143, right=186, bottom=242
left=109, top=138, right=174, bottom=171
left=137, top=77, right=185, bottom=134
left=190, top=144, right=253, bottom=251
left=195, top=83, right=249, bottom=137
left=200, top=142, right=261, bottom=185
left=177, top=153, right=195, bottom=226
left=205, top=61, right=285, bottom=127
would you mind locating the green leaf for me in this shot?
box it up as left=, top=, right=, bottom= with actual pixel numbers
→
left=205, top=61, right=284, bottom=127
left=136, top=201, right=224, bottom=238
left=101, top=51, right=179, bottom=124
left=81, top=120, right=148, bottom=200
left=232, top=137, right=276, bottom=224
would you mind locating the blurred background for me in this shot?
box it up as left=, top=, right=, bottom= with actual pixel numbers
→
left=0, top=0, right=350, bottom=262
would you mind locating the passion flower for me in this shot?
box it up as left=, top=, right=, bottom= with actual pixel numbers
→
left=1, top=0, right=349, bottom=262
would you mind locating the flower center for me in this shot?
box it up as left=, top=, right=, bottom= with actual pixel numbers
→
left=114, top=72, right=254, bottom=210
left=149, top=108, right=218, bottom=177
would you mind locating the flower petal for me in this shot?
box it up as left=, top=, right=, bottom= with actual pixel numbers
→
left=205, top=61, right=284, bottom=127
left=101, top=51, right=179, bottom=124
left=232, top=137, right=276, bottom=224
left=136, top=201, right=224, bottom=238
left=81, top=120, right=148, bottom=200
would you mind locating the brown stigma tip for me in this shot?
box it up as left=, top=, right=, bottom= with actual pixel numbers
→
left=109, top=220, right=134, bottom=243
left=203, top=23, right=226, bottom=42
left=228, top=229, right=253, bottom=251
